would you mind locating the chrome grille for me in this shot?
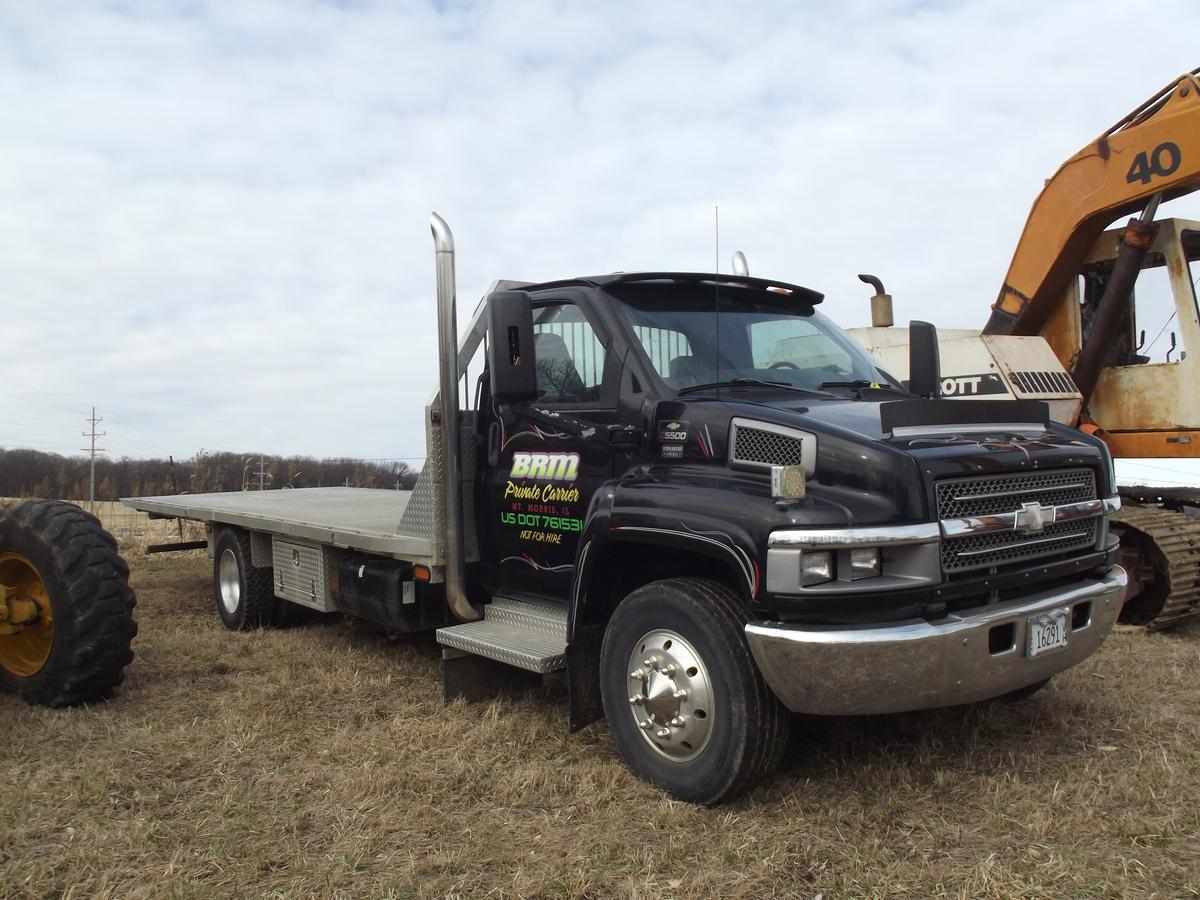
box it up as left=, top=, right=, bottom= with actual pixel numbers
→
left=732, top=426, right=805, bottom=468
left=938, top=468, right=1101, bottom=573
left=937, top=468, right=1095, bottom=519
left=940, top=521, right=1099, bottom=572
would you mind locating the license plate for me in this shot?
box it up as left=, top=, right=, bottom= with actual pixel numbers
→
left=1027, top=608, right=1069, bottom=657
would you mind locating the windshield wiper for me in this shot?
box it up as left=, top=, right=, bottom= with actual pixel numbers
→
left=819, top=379, right=887, bottom=390
left=678, top=378, right=823, bottom=396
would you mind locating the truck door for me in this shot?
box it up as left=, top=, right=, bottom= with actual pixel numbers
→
left=482, top=297, right=618, bottom=601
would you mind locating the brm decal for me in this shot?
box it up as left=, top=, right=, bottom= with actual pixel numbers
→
left=509, top=451, right=580, bottom=481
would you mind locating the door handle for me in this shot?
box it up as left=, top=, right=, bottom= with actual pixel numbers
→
left=487, top=421, right=501, bottom=467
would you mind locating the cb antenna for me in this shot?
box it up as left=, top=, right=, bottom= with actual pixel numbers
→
left=714, top=206, right=721, bottom=395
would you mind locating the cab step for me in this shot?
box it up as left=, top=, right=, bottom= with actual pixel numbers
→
left=436, top=597, right=568, bottom=674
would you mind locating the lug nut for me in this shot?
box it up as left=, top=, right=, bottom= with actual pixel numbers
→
left=660, top=664, right=677, bottom=676
left=670, top=716, right=685, bottom=727
left=628, top=695, right=645, bottom=706
left=655, top=728, right=671, bottom=738
left=639, top=720, right=652, bottom=730
left=672, top=689, right=688, bottom=701
left=630, top=668, right=646, bottom=681
left=643, top=656, right=660, bottom=669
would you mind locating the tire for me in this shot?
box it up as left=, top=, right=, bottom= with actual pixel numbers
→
left=0, top=500, right=137, bottom=707
left=212, top=528, right=276, bottom=630
left=600, top=577, right=790, bottom=805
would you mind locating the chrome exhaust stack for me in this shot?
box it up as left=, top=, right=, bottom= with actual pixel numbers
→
left=430, top=212, right=480, bottom=623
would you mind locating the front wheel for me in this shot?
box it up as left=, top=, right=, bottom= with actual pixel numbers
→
left=600, top=577, right=790, bottom=805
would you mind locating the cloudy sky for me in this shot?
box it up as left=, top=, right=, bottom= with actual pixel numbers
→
left=2, top=1, right=1198, bottom=486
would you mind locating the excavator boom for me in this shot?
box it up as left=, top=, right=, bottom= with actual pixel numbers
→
left=985, top=68, right=1200, bottom=337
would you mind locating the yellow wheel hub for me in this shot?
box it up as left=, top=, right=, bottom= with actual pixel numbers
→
left=0, top=553, right=53, bottom=677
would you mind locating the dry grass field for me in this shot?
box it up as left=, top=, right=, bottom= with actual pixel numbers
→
left=2, top=548, right=1199, bottom=898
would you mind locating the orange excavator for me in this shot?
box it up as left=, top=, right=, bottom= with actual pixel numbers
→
left=855, top=66, right=1200, bottom=628
left=986, top=67, right=1200, bottom=630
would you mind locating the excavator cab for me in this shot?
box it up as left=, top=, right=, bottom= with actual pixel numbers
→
left=1079, top=221, right=1200, bottom=367
left=1054, top=218, right=1200, bottom=457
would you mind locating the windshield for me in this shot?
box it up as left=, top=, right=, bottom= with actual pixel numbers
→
left=604, top=278, right=896, bottom=392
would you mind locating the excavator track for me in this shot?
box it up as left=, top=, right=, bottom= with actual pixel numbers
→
left=1112, top=504, right=1200, bottom=631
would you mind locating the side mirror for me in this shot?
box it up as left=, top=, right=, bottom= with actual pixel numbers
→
left=908, top=320, right=941, bottom=399
left=487, top=290, right=539, bottom=403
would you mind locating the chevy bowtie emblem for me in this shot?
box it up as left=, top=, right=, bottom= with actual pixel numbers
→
left=1014, top=501, right=1055, bottom=534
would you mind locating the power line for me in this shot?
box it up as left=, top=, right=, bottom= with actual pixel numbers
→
left=0, top=440, right=87, bottom=453
left=0, top=391, right=89, bottom=417
left=97, top=411, right=179, bottom=446
left=1142, top=309, right=1178, bottom=356
left=1118, top=460, right=1200, bottom=478
left=0, top=409, right=79, bottom=429
left=2, top=391, right=177, bottom=452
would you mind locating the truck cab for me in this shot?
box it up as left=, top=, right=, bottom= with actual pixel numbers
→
left=442, top=256, right=1126, bottom=799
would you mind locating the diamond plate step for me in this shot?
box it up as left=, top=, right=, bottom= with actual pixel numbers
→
left=436, top=597, right=568, bottom=673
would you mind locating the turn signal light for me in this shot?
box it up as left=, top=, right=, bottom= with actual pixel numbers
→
left=412, top=565, right=431, bottom=583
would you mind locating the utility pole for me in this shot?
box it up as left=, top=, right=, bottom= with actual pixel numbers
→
left=81, top=406, right=106, bottom=514
left=255, top=457, right=272, bottom=491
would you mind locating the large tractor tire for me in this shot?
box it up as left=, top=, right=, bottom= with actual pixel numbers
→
left=0, top=500, right=137, bottom=707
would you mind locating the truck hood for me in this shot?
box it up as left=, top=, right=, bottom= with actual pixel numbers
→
left=654, top=390, right=1114, bottom=521
left=690, top=391, right=1102, bottom=454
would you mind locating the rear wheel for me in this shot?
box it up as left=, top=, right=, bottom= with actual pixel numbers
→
left=212, top=528, right=276, bottom=630
left=600, top=577, right=789, bottom=805
left=0, top=500, right=136, bottom=706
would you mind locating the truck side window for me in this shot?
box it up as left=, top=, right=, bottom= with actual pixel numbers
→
left=631, top=325, right=693, bottom=380
left=532, top=303, right=606, bottom=404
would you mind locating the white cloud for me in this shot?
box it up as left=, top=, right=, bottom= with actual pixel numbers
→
left=0, top=0, right=1197, bottom=477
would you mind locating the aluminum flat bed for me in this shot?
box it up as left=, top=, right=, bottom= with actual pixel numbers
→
left=122, top=487, right=436, bottom=562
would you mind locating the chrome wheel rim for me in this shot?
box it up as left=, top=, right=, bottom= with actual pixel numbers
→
left=625, top=629, right=714, bottom=762
left=218, top=549, right=241, bottom=615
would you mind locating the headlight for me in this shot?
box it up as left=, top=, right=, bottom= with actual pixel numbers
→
left=764, top=524, right=941, bottom=594
left=800, top=551, right=833, bottom=586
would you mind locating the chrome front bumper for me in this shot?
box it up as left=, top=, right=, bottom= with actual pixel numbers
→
left=745, top=567, right=1126, bottom=715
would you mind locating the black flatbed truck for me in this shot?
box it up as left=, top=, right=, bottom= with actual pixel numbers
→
left=124, top=213, right=1126, bottom=803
